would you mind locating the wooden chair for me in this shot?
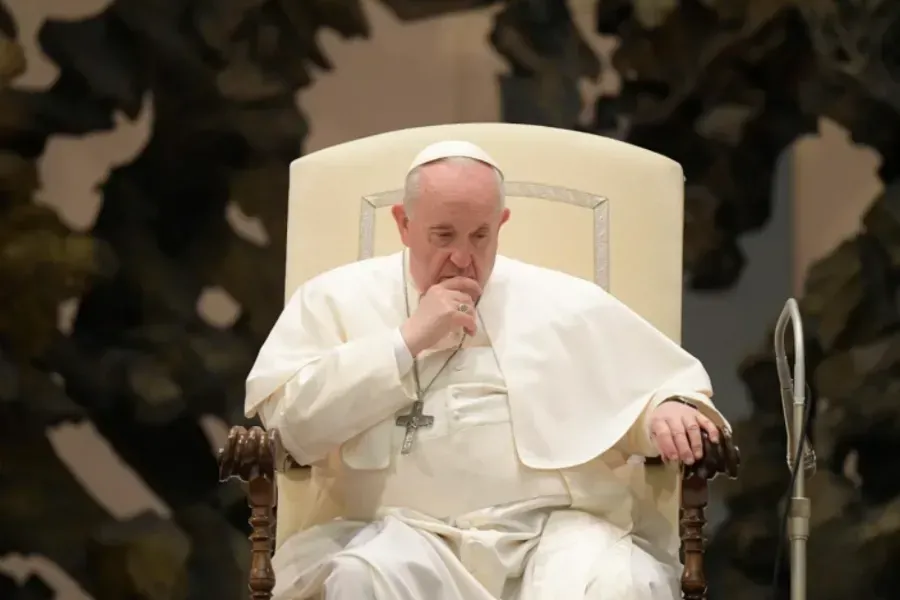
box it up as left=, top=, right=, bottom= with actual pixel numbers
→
left=217, top=123, right=741, bottom=600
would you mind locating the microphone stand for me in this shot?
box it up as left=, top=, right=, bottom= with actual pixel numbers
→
left=774, top=299, right=815, bottom=600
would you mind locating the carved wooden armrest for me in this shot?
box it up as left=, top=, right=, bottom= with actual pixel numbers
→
left=218, top=426, right=278, bottom=600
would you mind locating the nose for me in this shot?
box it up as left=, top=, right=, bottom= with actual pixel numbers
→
left=449, top=249, right=472, bottom=269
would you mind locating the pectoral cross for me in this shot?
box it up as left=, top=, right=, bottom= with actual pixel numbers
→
left=396, top=400, right=434, bottom=454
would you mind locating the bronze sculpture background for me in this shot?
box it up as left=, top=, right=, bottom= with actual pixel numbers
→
left=1, top=1, right=898, bottom=598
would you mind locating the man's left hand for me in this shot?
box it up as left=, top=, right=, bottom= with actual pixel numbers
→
left=649, top=400, right=719, bottom=465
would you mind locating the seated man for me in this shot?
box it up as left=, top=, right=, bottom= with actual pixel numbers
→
left=244, top=140, right=728, bottom=600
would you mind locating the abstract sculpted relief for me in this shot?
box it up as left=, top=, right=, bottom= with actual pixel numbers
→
left=1, top=0, right=900, bottom=599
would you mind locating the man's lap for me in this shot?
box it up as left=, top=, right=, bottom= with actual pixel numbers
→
left=519, top=510, right=678, bottom=600
left=271, top=510, right=678, bottom=600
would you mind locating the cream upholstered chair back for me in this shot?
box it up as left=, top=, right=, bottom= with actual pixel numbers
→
left=275, top=123, right=686, bottom=547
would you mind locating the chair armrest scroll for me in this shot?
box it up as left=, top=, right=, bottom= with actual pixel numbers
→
left=218, top=426, right=278, bottom=600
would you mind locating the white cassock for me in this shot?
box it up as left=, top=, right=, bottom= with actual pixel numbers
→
left=244, top=251, right=729, bottom=600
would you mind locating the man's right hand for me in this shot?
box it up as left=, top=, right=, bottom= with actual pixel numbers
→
left=400, top=277, right=481, bottom=357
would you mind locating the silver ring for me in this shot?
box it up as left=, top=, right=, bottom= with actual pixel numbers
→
left=457, top=303, right=470, bottom=313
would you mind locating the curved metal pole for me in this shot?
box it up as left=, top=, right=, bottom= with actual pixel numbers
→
left=774, top=298, right=815, bottom=600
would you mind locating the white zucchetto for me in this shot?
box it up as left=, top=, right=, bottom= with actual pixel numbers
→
left=407, top=140, right=503, bottom=178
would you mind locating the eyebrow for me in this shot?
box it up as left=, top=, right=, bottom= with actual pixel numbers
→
left=429, top=224, right=490, bottom=231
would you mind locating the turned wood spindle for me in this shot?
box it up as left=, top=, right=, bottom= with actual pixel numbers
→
left=680, top=474, right=709, bottom=600
left=247, top=476, right=276, bottom=600
left=218, top=426, right=278, bottom=600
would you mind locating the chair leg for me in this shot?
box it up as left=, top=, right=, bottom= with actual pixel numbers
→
left=248, top=476, right=276, bottom=600
left=680, top=475, right=709, bottom=600
left=680, top=428, right=741, bottom=600
left=219, top=426, right=278, bottom=600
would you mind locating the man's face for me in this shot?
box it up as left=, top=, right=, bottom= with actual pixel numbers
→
left=392, top=159, right=510, bottom=295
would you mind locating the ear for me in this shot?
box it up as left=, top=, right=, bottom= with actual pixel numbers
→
left=391, top=204, right=411, bottom=245
left=499, top=207, right=511, bottom=227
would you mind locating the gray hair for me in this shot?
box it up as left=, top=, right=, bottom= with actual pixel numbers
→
left=402, top=156, right=505, bottom=215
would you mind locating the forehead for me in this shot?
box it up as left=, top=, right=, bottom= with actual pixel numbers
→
left=413, top=159, right=500, bottom=217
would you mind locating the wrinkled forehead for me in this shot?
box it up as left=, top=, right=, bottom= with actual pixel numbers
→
left=416, top=160, right=501, bottom=207
left=415, top=202, right=496, bottom=230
